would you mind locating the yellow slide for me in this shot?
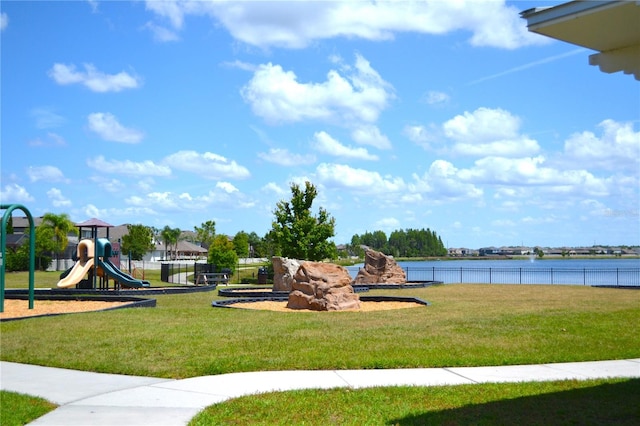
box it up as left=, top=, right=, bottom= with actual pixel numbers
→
left=56, top=239, right=95, bottom=288
left=56, top=257, right=95, bottom=288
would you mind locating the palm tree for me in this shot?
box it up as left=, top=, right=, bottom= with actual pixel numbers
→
left=161, top=226, right=182, bottom=260
left=40, top=212, right=78, bottom=271
left=161, top=226, right=172, bottom=260
left=169, top=228, right=182, bottom=259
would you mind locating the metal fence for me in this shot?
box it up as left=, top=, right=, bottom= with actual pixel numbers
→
left=404, top=267, right=640, bottom=286
left=161, top=262, right=216, bottom=284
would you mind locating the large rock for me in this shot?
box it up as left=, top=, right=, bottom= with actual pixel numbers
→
left=272, top=257, right=303, bottom=292
left=353, top=249, right=407, bottom=284
left=287, top=261, right=361, bottom=311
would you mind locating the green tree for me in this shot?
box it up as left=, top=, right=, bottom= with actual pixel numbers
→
left=161, top=226, right=182, bottom=260
left=208, top=235, right=238, bottom=272
left=271, top=181, right=337, bottom=261
left=34, top=226, right=55, bottom=270
left=358, top=230, right=388, bottom=253
left=348, top=234, right=364, bottom=258
left=5, top=215, right=13, bottom=234
left=121, top=224, right=155, bottom=261
left=194, top=220, right=216, bottom=248
left=247, top=231, right=264, bottom=258
left=261, top=230, right=279, bottom=259
left=40, top=212, right=78, bottom=270
left=233, top=231, right=250, bottom=258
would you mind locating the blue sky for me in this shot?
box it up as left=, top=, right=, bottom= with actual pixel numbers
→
left=1, top=0, right=638, bottom=249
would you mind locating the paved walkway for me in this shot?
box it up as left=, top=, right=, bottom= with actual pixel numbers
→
left=1, top=359, right=638, bottom=425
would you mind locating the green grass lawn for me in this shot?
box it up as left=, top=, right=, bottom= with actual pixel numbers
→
left=2, top=272, right=639, bottom=424
left=1, top=280, right=638, bottom=378
left=190, top=378, right=640, bottom=425
left=0, top=391, right=57, bottom=426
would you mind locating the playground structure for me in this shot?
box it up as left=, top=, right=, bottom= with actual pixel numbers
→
left=57, top=238, right=150, bottom=290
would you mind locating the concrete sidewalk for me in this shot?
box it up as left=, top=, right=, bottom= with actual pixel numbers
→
left=2, top=359, right=639, bottom=425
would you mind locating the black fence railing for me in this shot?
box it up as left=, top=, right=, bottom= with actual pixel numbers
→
left=161, top=262, right=217, bottom=284
left=403, top=267, right=640, bottom=286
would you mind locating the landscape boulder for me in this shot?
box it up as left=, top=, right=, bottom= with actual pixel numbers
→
left=287, top=261, right=361, bottom=311
left=353, top=249, right=407, bottom=285
left=272, top=256, right=302, bottom=292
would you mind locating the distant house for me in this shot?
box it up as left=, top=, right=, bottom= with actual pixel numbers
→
left=145, top=240, right=208, bottom=262
left=479, top=247, right=501, bottom=256
left=448, top=247, right=477, bottom=257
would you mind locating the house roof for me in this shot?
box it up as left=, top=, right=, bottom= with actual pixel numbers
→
left=521, top=1, right=640, bottom=80
left=5, top=234, right=28, bottom=248
left=155, top=240, right=208, bottom=254
left=10, top=216, right=44, bottom=229
left=76, top=218, right=114, bottom=228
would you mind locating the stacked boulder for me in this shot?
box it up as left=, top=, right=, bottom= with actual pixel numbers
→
left=287, top=261, right=361, bottom=311
left=353, top=249, right=406, bottom=285
left=271, top=248, right=405, bottom=311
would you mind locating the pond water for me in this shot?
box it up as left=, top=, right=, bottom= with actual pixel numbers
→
left=346, top=258, right=640, bottom=286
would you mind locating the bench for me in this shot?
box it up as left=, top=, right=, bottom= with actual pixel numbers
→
left=195, top=273, right=229, bottom=286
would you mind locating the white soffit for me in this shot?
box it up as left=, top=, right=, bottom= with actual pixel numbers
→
left=521, top=1, right=640, bottom=80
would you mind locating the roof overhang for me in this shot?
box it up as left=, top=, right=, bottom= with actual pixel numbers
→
left=521, top=1, right=640, bottom=80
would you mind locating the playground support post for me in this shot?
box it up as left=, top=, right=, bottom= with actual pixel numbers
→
left=1, top=204, right=36, bottom=312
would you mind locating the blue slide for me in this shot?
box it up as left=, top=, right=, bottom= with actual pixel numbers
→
left=97, top=258, right=150, bottom=288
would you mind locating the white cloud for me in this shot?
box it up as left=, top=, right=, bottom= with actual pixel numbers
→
left=561, top=119, right=640, bottom=172
left=28, top=132, right=67, bottom=147
left=143, top=21, right=180, bottom=42
left=350, top=125, right=391, bottom=150
left=375, top=217, right=401, bottom=229
left=87, top=112, right=144, bottom=143
left=87, top=156, right=171, bottom=177
left=422, top=90, right=450, bottom=105
left=241, top=54, right=393, bottom=128
left=144, top=0, right=544, bottom=49
left=261, top=182, right=286, bottom=196
left=1, top=13, right=8, bottom=31
left=453, top=137, right=540, bottom=158
left=315, top=163, right=405, bottom=194
left=82, top=203, right=158, bottom=221
left=126, top=186, right=254, bottom=212
left=216, top=181, right=238, bottom=193
left=90, top=176, right=126, bottom=193
left=403, top=125, right=435, bottom=148
left=409, top=160, right=483, bottom=202
left=163, top=150, right=250, bottom=180
left=460, top=156, right=610, bottom=197
left=222, top=60, right=257, bottom=72
left=258, top=148, right=316, bottom=166
left=312, top=131, right=378, bottom=161
left=47, top=188, right=71, bottom=207
left=27, top=166, right=68, bottom=183
left=48, top=63, right=141, bottom=92
left=31, top=107, right=65, bottom=129
left=443, top=107, right=540, bottom=157
left=127, top=192, right=182, bottom=211
left=444, top=107, right=520, bottom=142
left=0, top=184, right=34, bottom=203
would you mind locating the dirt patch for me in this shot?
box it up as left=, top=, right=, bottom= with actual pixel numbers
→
left=228, top=300, right=424, bottom=312
left=0, top=300, right=131, bottom=320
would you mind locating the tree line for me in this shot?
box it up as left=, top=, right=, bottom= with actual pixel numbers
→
left=348, top=228, right=447, bottom=258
